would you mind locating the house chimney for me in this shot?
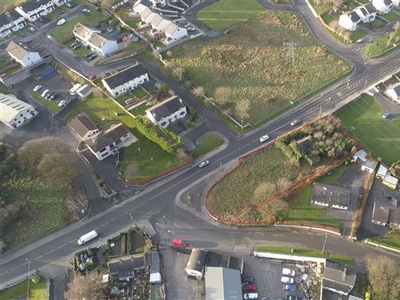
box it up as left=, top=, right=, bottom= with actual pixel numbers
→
left=342, top=265, right=347, bottom=281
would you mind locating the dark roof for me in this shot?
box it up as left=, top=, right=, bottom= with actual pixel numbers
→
left=0, top=12, right=23, bottom=27
left=69, top=113, right=98, bottom=138
left=364, top=3, right=377, bottom=14
left=206, top=251, right=244, bottom=273
left=147, top=96, right=186, bottom=122
left=372, top=202, right=390, bottom=224
left=389, top=207, right=400, bottom=226
left=150, top=250, right=160, bottom=275
left=109, top=254, right=146, bottom=280
left=312, top=182, right=351, bottom=207
left=384, top=0, right=392, bottom=5
left=19, top=0, right=53, bottom=12
left=186, top=249, right=208, bottom=273
left=8, top=10, right=23, bottom=20
left=103, top=64, right=148, bottom=89
left=349, top=11, right=361, bottom=22
left=323, top=260, right=357, bottom=293
left=359, top=7, right=368, bottom=16
left=391, top=84, right=400, bottom=96
left=323, top=278, right=353, bottom=295
left=87, top=123, right=129, bottom=152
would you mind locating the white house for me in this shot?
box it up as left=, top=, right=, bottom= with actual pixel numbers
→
left=355, top=5, right=376, bottom=23
left=0, top=93, right=38, bottom=129
left=52, top=0, right=70, bottom=7
left=339, top=11, right=361, bottom=31
left=0, top=11, right=26, bottom=38
left=146, top=96, right=188, bottom=128
left=371, top=0, right=393, bottom=14
left=385, top=82, right=400, bottom=103
left=15, top=0, right=55, bottom=22
left=69, top=113, right=100, bottom=141
left=162, top=21, right=188, bottom=44
left=6, top=41, right=42, bottom=68
left=102, top=64, right=149, bottom=98
left=364, top=3, right=378, bottom=20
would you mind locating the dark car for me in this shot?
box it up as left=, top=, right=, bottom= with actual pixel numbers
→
left=85, top=52, right=94, bottom=58
left=303, top=289, right=311, bottom=299
left=57, top=44, right=64, bottom=49
left=243, top=277, right=256, bottom=284
left=70, top=42, right=78, bottom=48
left=45, top=91, right=54, bottom=99
left=87, top=54, right=98, bottom=61
left=50, top=93, right=59, bottom=100
left=72, top=44, right=81, bottom=50
left=75, top=56, right=82, bottom=61
left=385, top=194, right=396, bottom=200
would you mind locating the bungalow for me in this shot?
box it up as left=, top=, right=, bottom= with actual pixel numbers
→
left=145, top=95, right=188, bottom=128
left=69, top=113, right=100, bottom=141
left=0, top=11, right=26, bottom=38
left=15, top=0, right=55, bottom=22
left=311, top=182, right=351, bottom=210
left=372, top=202, right=389, bottom=226
left=0, top=93, right=38, bottom=129
left=385, top=82, right=400, bottom=104
left=101, top=64, right=149, bottom=98
left=339, top=11, right=361, bottom=31
left=371, top=0, right=393, bottom=14
left=185, top=248, right=208, bottom=279
left=323, top=260, right=357, bottom=296
left=6, top=41, right=42, bottom=68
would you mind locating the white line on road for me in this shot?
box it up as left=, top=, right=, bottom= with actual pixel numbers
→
left=173, top=223, right=181, bottom=228
left=0, top=271, right=9, bottom=276
left=35, top=255, right=43, bottom=260
left=100, top=222, right=109, bottom=227
left=46, top=249, right=54, bottom=255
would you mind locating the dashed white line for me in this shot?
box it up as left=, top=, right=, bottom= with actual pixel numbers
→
left=100, top=222, right=109, bottom=227
left=35, top=255, right=43, bottom=260
left=46, top=249, right=54, bottom=255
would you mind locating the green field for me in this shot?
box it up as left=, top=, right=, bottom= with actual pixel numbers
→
left=0, top=278, right=47, bottom=300
left=170, top=11, right=350, bottom=126
left=197, top=0, right=264, bottom=31
left=336, top=94, right=400, bottom=165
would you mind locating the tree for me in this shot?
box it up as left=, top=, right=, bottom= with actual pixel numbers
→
left=236, top=99, right=250, bottom=123
left=214, top=86, right=232, bottom=106
left=100, top=0, right=112, bottom=11
left=64, top=272, right=108, bottom=300
left=365, top=254, right=400, bottom=300
left=192, top=86, right=205, bottom=98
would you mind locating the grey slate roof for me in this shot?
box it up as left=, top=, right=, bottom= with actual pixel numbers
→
left=19, top=0, right=53, bottom=12
left=349, top=11, right=361, bottom=22
left=323, top=260, right=357, bottom=294
left=147, top=96, right=186, bottom=122
left=0, top=11, right=24, bottom=27
left=372, top=202, right=390, bottom=225
left=86, top=123, right=129, bottom=152
left=69, top=113, right=98, bottom=138
left=103, top=64, right=148, bottom=89
left=365, top=3, right=377, bottom=14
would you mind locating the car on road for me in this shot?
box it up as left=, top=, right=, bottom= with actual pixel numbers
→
left=198, top=160, right=210, bottom=168
left=382, top=113, right=390, bottom=119
left=282, top=268, right=295, bottom=276
left=243, top=293, right=259, bottom=300
left=282, top=284, right=297, bottom=291
left=33, top=85, right=42, bottom=92
left=41, top=89, right=50, bottom=98
left=57, top=44, right=64, bottom=49
left=88, top=74, right=97, bottom=80
left=58, top=100, right=67, bottom=107
left=281, top=276, right=294, bottom=284
left=243, top=277, right=256, bottom=284
left=28, top=27, right=36, bottom=32
left=290, top=119, right=301, bottom=126
left=242, top=283, right=256, bottom=292
left=75, top=56, right=82, bottom=61
left=259, top=135, right=269, bottom=143
left=57, top=18, right=66, bottom=26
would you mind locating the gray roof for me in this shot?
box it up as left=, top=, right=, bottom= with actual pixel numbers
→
left=390, top=84, right=400, bottom=96
left=365, top=3, right=377, bottom=14
left=372, top=202, right=389, bottom=225
left=349, top=11, right=361, bottom=22
left=206, top=251, right=244, bottom=273
left=205, top=267, right=242, bottom=300
left=0, top=93, right=35, bottom=123
left=186, top=248, right=208, bottom=273
left=19, top=0, right=53, bottom=12
left=150, top=250, right=160, bottom=275
left=323, top=260, right=357, bottom=294
left=311, top=182, right=351, bottom=207
left=103, top=64, right=148, bottom=89
left=89, top=33, right=116, bottom=48
left=69, top=113, right=98, bottom=138
left=147, top=96, right=186, bottom=122
left=109, top=254, right=146, bottom=280
left=6, top=41, right=37, bottom=60
left=0, top=12, right=24, bottom=27
left=384, top=0, right=392, bottom=5
left=86, top=123, right=129, bottom=152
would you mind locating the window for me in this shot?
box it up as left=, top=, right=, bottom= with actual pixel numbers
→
left=100, top=148, right=108, bottom=153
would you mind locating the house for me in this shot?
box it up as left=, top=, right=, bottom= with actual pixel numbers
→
left=206, top=251, right=244, bottom=274
left=185, top=248, right=208, bottom=279
left=69, top=113, right=100, bottom=140
left=149, top=0, right=167, bottom=7
left=76, top=85, right=93, bottom=99
left=339, top=11, right=361, bottom=31
left=371, top=0, right=393, bottom=14
left=6, top=41, right=42, bottom=68
left=145, top=96, right=188, bottom=128
left=392, top=0, right=400, bottom=6
left=73, top=23, right=101, bottom=46
left=354, top=6, right=371, bottom=23
left=86, top=123, right=137, bottom=161
left=376, top=164, right=388, bottom=180
left=364, top=3, right=378, bottom=20
left=323, top=260, right=357, bottom=296
left=15, top=0, right=55, bottom=22
left=88, top=33, right=119, bottom=57
left=389, top=207, right=400, bottom=228
left=102, top=64, right=149, bottom=98
left=108, top=254, right=146, bottom=282
left=385, top=82, right=400, bottom=103
left=149, top=250, right=161, bottom=284
left=132, top=3, right=152, bottom=20
left=205, top=267, right=242, bottom=300
left=52, top=0, right=70, bottom=7
left=0, top=93, right=38, bottom=129
left=311, top=182, right=351, bottom=210
left=372, top=202, right=390, bottom=226
left=361, top=159, right=376, bottom=174
left=0, top=11, right=26, bottom=38
left=383, top=173, right=398, bottom=189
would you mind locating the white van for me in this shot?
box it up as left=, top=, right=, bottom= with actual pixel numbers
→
left=282, top=268, right=295, bottom=276
left=70, top=83, right=82, bottom=95
left=77, top=230, right=98, bottom=245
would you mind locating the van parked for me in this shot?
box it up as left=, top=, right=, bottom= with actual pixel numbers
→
left=77, top=230, right=98, bottom=245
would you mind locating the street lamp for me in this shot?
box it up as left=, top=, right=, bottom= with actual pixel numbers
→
left=26, top=258, right=31, bottom=300
left=322, top=233, right=328, bottom=254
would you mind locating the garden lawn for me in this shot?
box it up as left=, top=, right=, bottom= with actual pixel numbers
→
left=364, top=30, right=400, bottom=57
left=170, top=12, right=350, bottom=126
left=67, top=96, right=182, bottom=181
left=0, top=279, right=47, bottom=300
left=369, top=232, right=400, bottom=251
left=191, top=134, right=224, bottom=158
left=336, top=94, right=400, bottom=165
left=383, top=11, right=399, bottom=22
left=197, top=0, right=264, bottom=31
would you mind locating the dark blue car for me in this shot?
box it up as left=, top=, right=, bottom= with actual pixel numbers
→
left=283, top=284, right=297, bottom=291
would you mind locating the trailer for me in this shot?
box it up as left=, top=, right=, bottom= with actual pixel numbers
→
left=78, top=230, right=98, bottom=245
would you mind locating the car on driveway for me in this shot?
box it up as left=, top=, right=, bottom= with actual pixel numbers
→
left=290, top=119, right=301, bottom=126
left=281, top=276, right=294, bottom=284
left=50, top=93, right=59, bottom=100
left=282, top=284, right=297, bottom=291
left=385, top=194, right=396, bottom=200
left=259, top=135, right=269, bottom=143
left=41, top=89, right=50, bottom=97
left=243, top=293, right=259, bottom=300
left=382, top=113, right=390, bottom=119
left=33, top=85, right=42, bottom=92
left=58, top=100, right=67, bottom=107
left=282, top=268, right=295, bottom=276
left=198, top=160, right=210, bottom=168
left=57, top=18, right=66, bottom=26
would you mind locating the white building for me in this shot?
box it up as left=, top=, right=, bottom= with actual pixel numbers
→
left=385, top=82, right=400, bottom=103
left=0, top=93, right=38, bottom=129
left=354, top=5, right=376, bottom=23
left=0, top=11, right=26, bottom=38
left=371, top=0, right=393, bottom=14
left=15, top=0, right=55, bottom=22
left=339, top=11, right=361, bottom=31
left=145, top=96, right=187, bottom=128
left=102, top=64, right=149, bottom=97
left=6, top=41, right=42, bottom=68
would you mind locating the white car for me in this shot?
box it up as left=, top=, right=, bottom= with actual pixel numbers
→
left=281, top=276, right=294, bottom=284
left=259, top=135, right=269, bottom=143
left=82, top=8, right=91, bottom=13
left=290, top=119, right=301, bottom=126
left=41, top=89, right=50, bottom=97
left=198, top=160, right=210, bottom=168
left=282, top=268, right=295, bottom=276
left=243, top=293, right=259, bottom=300
left=57, top=18, right=66, bottom=26
left=382, top=113, right=390, bottom=119
left=33, top=85, right=42, bottom=92
left=58, top=100, right=67, bottom=107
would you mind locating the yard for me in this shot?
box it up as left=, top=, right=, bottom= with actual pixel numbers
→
left=0, top=277, right=47, bottom=300
left=197, top=0, right=264, bottom=31
left=169, top=12, right=350, bottom=126
left=67, top=96, right=183, bottom=182
left=32, top=92, right=60, bottom=113
left=336, top=94, right=400, bottom=165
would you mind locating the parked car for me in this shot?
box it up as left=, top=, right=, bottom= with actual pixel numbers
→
left=282, top=284, right=297, bottom=291
left=87, top=54, right=98, bottom=61
left=85, top=52, right=94, bottom=58
left=45, top=91, right=53, bottom=99
left=58, top=100, right=67, bottom=107
left=66, top=2, right=72, bottom=8
left=33, top=85, right=42, bottom=92
left=282, top=268, right=295, bottom=276
left=259, top=135, right=269, bottom=143
left=281, top=276, right=294, bottom=284
left=28, top=27, right=36, bottom=32
left=382, top=113, right=390, bottom=119
left=70, top=42, right=78, bottom=48
left=72, top=44, right=81, bottom=50
left=47, top=92, right=56, bottom=99
left=224, top=29, right=231, bottom=34
left=243, top=277, right=256, bottom=284
left=290, top=118, right=301, bottom=126
left=57, top=18, right=66, bottom=26
left=385, top=194, right=396, bottom=200
left=50, top=93, right=59, bottom=100
left=198, top=160, right=210, bottom=168
left=41, top=89, right=50, bottom=97
left=242, top=283, right=257, bottom=292
left=243, top=293, right=259, bottom=300
left=187, top=26, right=195, bottom=32
left=82, top=8, right=91, bottom=13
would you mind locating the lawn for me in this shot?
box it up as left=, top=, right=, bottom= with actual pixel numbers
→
left=364, top=30, right=400, bottom=57
left=0, top=278, right=47, bottom=300
left=67, top=96, right=183, bottom=182
left=132, top=86, right=148, bottom=98
left=191, top=134, right=224, bottom=159
left=350, top=29, right=368, bottom=43
left=115, top=93, right=133, bottom=106
left=32, top=92, right=60, bottom=113
left=369, top=232, right=400, bottom=251
left=254, top=245, right=354, bottom=265
left=129, top=102, right=149, bottom=116
left=383, top=11, right=399, bottom=22
left=197, top=0, right=264, bottom=31
left=169, top=12, right=350, bottom=126
left=336, top=94, right=400, bottom=165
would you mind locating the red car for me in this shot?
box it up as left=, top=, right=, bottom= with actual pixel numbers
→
left=57, top=44, right=64, bottom=49
left=242, top=283, right=257, bottom=292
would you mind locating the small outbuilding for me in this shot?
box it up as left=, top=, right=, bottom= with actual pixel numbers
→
left=185, top=248, right=208, bottom=279
left=372, top=202, right=389, bottom=226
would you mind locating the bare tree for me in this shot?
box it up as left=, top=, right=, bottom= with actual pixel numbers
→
left=214, top=87, right=232, bottom=106
left=65, top=272, right=108, bottom=300
left=393, top=21, right=400, bottom=32
left=192, top=86, right=205, bottom=98
left=100, top=0, right=113, bottom=11
left=236, top=99, right=251, bottom=123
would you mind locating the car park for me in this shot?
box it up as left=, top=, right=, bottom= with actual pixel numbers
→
left=290, top=119, right=301, bottom=126
left=282, top=268, right=295, bottom=276
left=33, top=85, right=42, bottom=92
left=41, top=89, right=50, bottom=97
left=198, top=160, right=210, bottom=168
left=242, top=283, right=257, bottom=292
left=259, top=135, right=269, bottom=143
left=58, top=100, right=67, bottom=107
left=282, top=284, right=297, bottom=292
left=243, top=293, right=259, bottom=300
left=57, top=18, right=66, bottom=26
left=281, top=276, right=294, bottom=284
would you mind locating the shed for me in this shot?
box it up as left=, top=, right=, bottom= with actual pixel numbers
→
left=376, top=164, right=388, bottom=180
left=205, top=267, right=242, bottom=300
left=77, top=84, right=93, bottom=99
left=371, top=202, right=389, bottom=226
left=361, top=159, right=375, bottom=174
left=383, top=173, right=398, bottom=190
left=185, top=248, right=208, bottom=279
left=149, top=250, right=161, bottom=284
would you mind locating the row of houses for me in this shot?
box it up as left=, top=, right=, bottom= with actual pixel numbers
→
left=0, top=0, right=71, bottom=38
left=339, top=0, right=398, bottom=31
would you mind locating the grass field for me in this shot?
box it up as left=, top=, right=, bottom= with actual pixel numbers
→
left=197, top=0, right=264, bottom=31
left=364, top=30, right=400, bottom=58
left=191, top=134, right=224, bottom=159
left=170, top=12, right=350, bottom=126
left=67, top=96, right=182, bottom=181
left=336, top=94, right=400, bottom=165
left=369, top=232, right=400, bottom=251
left=0, top=278, right=47, bottom=300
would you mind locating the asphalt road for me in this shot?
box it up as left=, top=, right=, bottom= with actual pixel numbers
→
left=3, top=0, right=400, bottom=290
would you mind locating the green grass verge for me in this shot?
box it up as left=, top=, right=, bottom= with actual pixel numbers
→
left=191, top=134, right=224, bottom=159
left=32, top=92, right=60, bottom=113
left=254, top=245, right=354, bottom=265
left=336, top=94, right=400, bottom=165
left=368, top=232, right=400, bottom=251
left=197, top=0, right=264, bottom=31
left=350, top=29, right=368, bottom=43
left=0, top=279, right=47, bottom=300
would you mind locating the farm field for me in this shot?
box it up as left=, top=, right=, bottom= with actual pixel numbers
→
left=169, top=12, right=350, bottom=126
left=336, top=94, right=400, bottom=165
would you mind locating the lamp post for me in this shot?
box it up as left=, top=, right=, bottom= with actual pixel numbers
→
left=322, top=233, right=328, bottom=254
left=26, top=258, right=31, bottom=300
